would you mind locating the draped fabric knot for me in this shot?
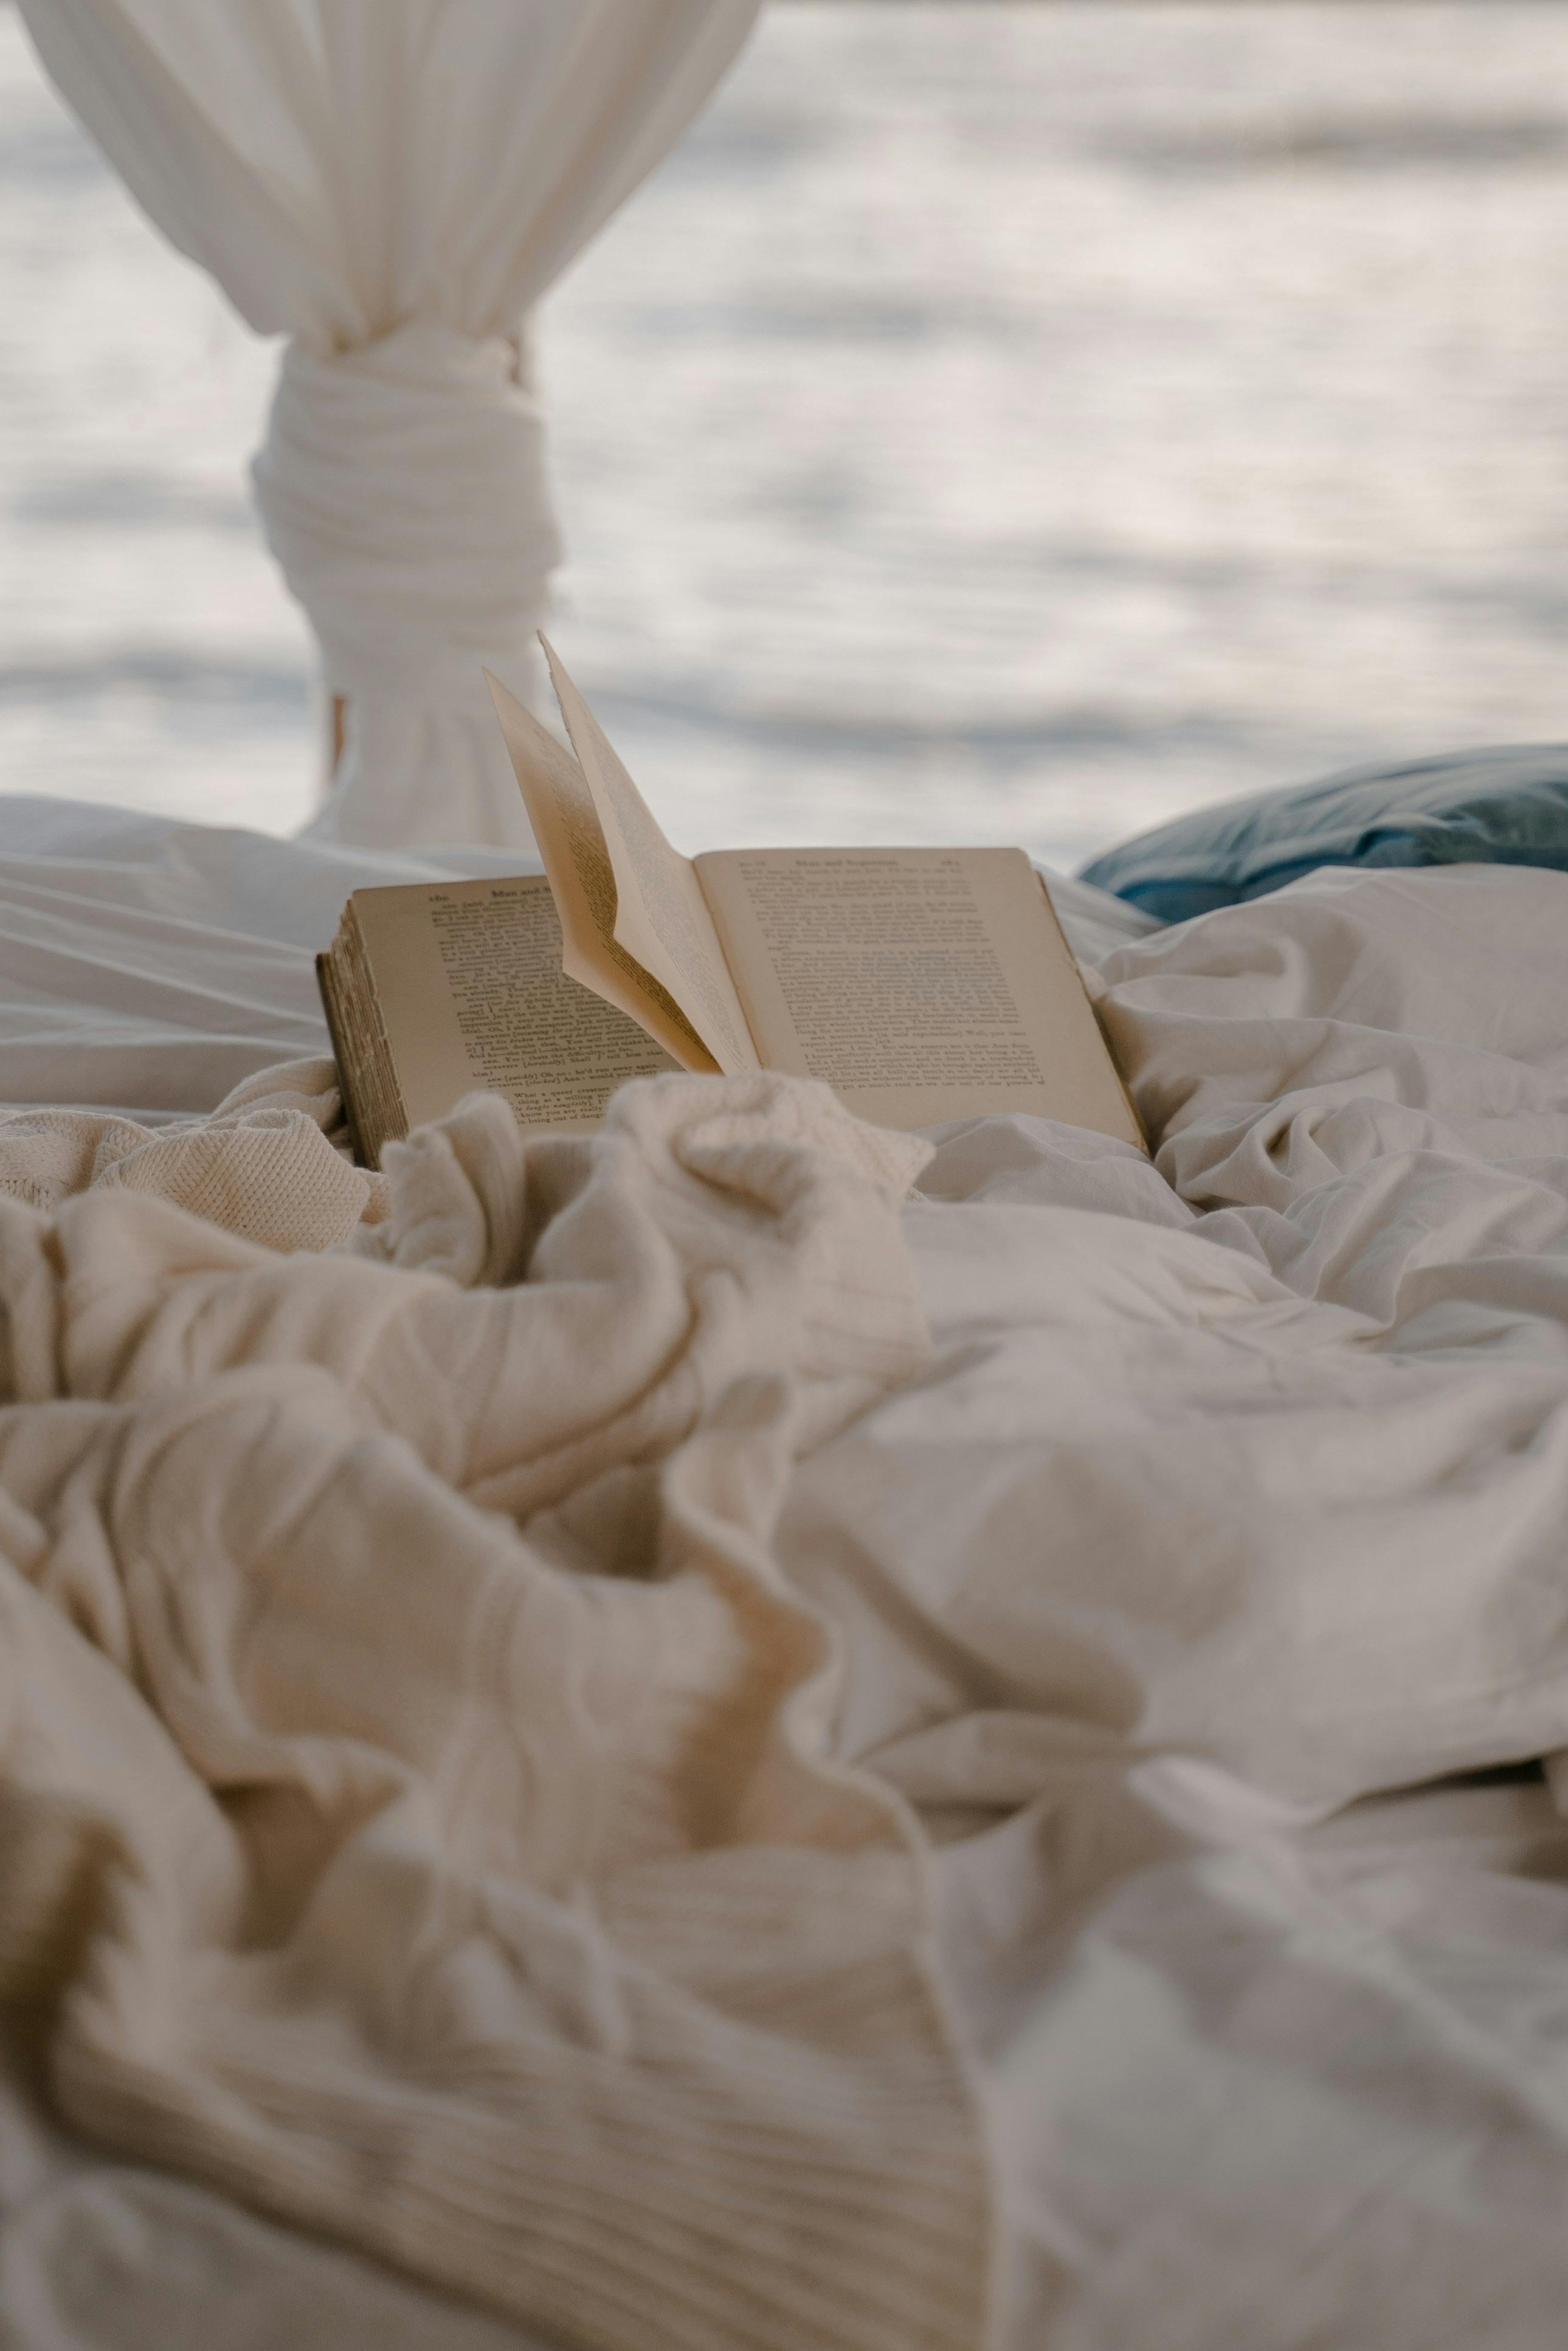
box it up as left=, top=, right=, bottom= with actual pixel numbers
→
left=249, top=319, right=561, bottom=847
left=253, top=319, right=562, bottom=709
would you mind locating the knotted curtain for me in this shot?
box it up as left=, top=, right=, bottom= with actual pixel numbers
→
left=19, top=0, right=761, bottom=846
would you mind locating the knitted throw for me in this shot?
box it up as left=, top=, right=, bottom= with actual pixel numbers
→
left=0, top=1063, right=992, bottom=2351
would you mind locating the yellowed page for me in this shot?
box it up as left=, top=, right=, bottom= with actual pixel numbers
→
left=484, top=671, right=717, bottom=1075
left=352, top=874, right=676, bottom=1139
left=539, top=637, right=759, bottom=1075
left=694, top=845, right=1145, bottom=1144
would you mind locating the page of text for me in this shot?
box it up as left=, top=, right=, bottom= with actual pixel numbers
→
left=354, top=875, right=677, bottom=1134
left=485, top=671, right=716, bottom=1073
left=696, top=846, right=1144, bottom=1142
left=541, top=639, right=759, bottom=1075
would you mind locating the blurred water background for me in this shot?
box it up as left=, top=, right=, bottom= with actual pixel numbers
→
left=2, top=2, right=1567, bottom=868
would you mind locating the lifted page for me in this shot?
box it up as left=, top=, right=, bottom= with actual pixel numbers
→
left=540, top=640, right=760, bottom=1077
left=486, top=669, right=715, bottom=1073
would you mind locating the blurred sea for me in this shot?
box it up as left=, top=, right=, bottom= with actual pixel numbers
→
left=2, top=3, right=1567, bottom=867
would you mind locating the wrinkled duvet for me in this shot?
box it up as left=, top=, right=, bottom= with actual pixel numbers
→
left=1, top=801, right=1567, bottom=2351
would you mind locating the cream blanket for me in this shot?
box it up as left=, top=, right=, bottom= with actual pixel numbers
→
left=0, top=1066, right=989, bottom=2351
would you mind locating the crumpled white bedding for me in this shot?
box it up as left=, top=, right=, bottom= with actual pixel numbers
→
left=0, top=1057, right=991, bottom=2351
left=800, top=861, right=1568, bottom=2350
left=3, top=798, right=1568, bottom=2351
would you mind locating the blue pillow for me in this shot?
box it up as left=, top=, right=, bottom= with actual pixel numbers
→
left=1079, top=745, right=1568, bottom=926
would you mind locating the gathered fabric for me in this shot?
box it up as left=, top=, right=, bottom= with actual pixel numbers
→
left=0, top=1064, right=991, bottom=2351
left=251, top=320, right=562, bottom=848
left=252, top=320, right=561, bottom=697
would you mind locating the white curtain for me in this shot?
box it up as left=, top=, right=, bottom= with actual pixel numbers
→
left=18, top=0, right=761, bottom=847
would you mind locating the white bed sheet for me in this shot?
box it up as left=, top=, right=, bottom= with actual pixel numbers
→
left=789, top=860, right=1568, bottom=2350
left=5, top=798, right=1568, bottom=2351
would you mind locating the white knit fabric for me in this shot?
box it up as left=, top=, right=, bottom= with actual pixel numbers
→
left=0, top=1062, right=991, bottom=2351
left=0, top=1058, right=385, bottom=1245
left=17, top=0, right=762, bottom=847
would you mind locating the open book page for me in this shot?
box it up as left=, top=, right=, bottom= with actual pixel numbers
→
left=351, top=874, right=676, bottom=1136
left=694, top=845, right=1145, bottom=1144
left=540, top=638, right=760, bottom=1075
left=485, top=672, right=717, bottom=1075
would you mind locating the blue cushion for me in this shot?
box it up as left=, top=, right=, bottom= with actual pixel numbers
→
left=1079, top=746, right=1568, bottom=926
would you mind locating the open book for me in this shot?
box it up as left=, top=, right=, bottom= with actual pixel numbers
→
left=318, top=640, right=1144, bottom=1169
